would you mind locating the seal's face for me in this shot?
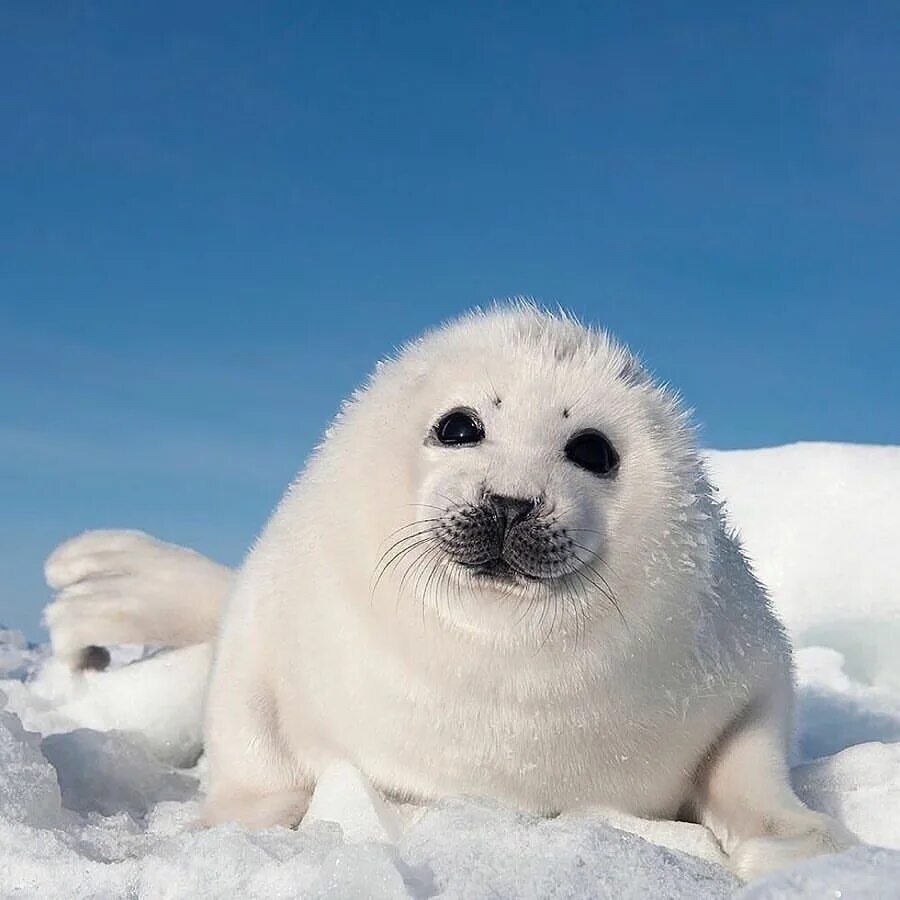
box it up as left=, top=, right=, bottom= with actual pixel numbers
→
left=424, top=407, right=619, bottom=586
left=412, top=377, right=625, bottom=633
left=365, top=308, right=698, bottom=643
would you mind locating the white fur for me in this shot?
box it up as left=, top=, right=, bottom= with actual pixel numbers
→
left=44, top=305, right=854, bottom=880
left=45, top=529, right=229, bottom=667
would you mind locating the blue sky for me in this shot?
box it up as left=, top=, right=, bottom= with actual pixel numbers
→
left=2, top=2, right=898, bottom=636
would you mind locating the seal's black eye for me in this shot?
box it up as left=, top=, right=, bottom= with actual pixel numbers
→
left=435, top=409, right=485, bottom=446
left=564, top=430, right=619, bottom=476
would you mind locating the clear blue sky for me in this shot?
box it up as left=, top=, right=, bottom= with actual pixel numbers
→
left=2, top=2, right=898, bottom=636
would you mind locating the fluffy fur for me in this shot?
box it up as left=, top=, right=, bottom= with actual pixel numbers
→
left=44, top=305, right=854, bottom=880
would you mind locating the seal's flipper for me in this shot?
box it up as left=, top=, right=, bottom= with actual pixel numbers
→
left=43, top=529, right=233, bottom=669
left=692, top=688, right=857, bottom=881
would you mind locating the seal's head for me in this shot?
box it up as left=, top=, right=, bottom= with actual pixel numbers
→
left=329, top=304, right=712, bottom=645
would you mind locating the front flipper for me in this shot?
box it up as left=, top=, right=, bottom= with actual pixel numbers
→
left=692, top=690, right=857, bottom=881
left=202, top=789, right=312, bottom=829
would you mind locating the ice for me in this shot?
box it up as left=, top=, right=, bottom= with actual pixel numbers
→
left=0, top=627, right=46, bottom=680
left=0, top=703, right=62, bottom=827
left=22, top=644, right=209, bottom=768
left=793, top=742, right=900, bottom=851
left=1, top=441, right=899, bottom=897
left=306, top=843, right=415, bottom=899
left=793, top=646, right=900, bottom=763
left=134, top=824, right=344, bottom=900
left=305, top=761, right=404, bottom=844
left=738, top=845, right=900, bottom=899
left=0, top=820, right=137, bottom=899
left=42, top=728, right=197, bottom=819
left=400, top=799, right=739, bottom=898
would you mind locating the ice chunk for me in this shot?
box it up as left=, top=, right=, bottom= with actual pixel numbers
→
left=0, top=708, right=62, bottom=827
left=147, top=798, right=205, bottom=836
left=305, top=762, right=403, bottom=843
left=0, top=627, right=46, bottom=680
left=308, top=843, right=414, bottom=899
left=42, top=728, right=197, bottom=820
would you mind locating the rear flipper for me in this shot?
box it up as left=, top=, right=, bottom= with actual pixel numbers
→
left=44, top=529, right=233, bottom=669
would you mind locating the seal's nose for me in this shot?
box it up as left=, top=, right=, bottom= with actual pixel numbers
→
left=486, top=494, right=536, bottom=528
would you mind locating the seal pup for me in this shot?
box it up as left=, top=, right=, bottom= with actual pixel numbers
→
left=44, top=305, right=854, bottom=879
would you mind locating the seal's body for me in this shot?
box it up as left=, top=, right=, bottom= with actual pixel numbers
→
left=45, top=306, right=853, bottom=879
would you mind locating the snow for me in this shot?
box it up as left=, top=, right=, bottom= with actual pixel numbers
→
left=737, top=846, right=900, bottom=900
left=1, top=441, right=899, bottom=898
left=705, top=442, right=900, bottom=653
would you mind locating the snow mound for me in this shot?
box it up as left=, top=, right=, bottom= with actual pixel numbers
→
left=705, top=443, right=900, bottom=646
left=1, top=442, right=899, bottom=897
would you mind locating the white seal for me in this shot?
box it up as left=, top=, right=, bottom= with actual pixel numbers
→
left=44, top=305, right=854, bottom=879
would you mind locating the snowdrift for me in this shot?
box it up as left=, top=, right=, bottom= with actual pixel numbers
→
left=1, top=442, right=899, bottom=898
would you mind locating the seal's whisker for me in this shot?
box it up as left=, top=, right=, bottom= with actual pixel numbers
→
left=451, top=561, right=468, bottom=623
left=566, top=528, right=603, bottom=535
left=564, top=535, right=619, bottom=577
left=422, top=551, right=449, bottom=621
left=571, top=573, right=593, bottom=647
left=514, top=581, right=541, bottom=631
left=543, top=581, right=562, bottom=649
left=527, top=579, right=552, bottom=652
left=411, top=545, right=444, bottom=607
left=372, top=525, right=440, bottom=575
left=443, top=560, right=462, bottom=629
left=535, top=577, right=551, bottom=635
left=371, top=532, right=439, bottom=596
left=572, top=555, right=627, bottom=628
left=378, top=518, right=442, bottom=549
left=409, top=543, right=446, bottom=601
left=568, top=541, right=619, bottom=594
left=396, top=541, right=440, bottom=610
left=568, top=581, right=585, bottom=649
left=406, top=503, right=454, bottom=513
left=572, top=561, right=619, bottom=615
left=434, top=491, right=466, bottom=511
left=444, top=565, right=468, bottom=609
left=382, top=534, right=438, bottom=576
left=546, top=502, right=578, bottom=522
left=555, top=577, right=579, bottom=648
left=466, top=565, right=486, bottom=610
left=416, top=554, right=439, bottom=618
left=444, top=559, right=463, bottom=625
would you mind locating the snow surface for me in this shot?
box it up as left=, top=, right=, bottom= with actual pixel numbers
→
left=1, top=442, right=899, bottom=898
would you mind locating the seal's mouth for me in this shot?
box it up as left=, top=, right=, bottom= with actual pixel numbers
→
left=371, top=503, right=623, bottom=637
left=370, top=497, right=595, bottom=604
left=461, top=557, right=540, bottom=583
left=433, top=497, right=578, bottom=584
